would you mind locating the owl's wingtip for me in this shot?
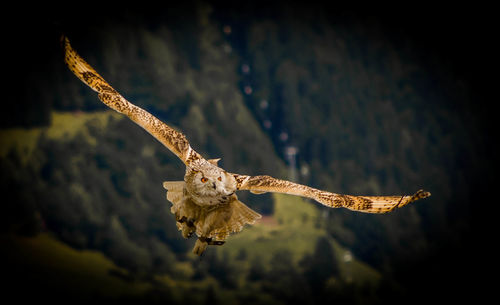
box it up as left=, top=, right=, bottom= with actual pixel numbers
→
left=415, top=189, right=431, bottom=200
left=60, top=34, right=69, bottom=48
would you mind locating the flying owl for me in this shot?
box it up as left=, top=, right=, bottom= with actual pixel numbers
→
left=62, top=36, right=430, bottom=255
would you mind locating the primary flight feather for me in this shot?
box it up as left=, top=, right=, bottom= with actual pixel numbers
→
left=62, top=36, right=430, bottom=255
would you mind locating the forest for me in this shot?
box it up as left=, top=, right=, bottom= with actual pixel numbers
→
left=1, top=2, right=492, bottom=304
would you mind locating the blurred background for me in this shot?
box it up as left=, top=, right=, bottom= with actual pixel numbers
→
left=1, top=2, right=493, bottom=304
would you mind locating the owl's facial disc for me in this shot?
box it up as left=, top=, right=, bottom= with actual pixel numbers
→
left=186, top=163, right=236, bottom=198
left=198, top=171, right=234, bottom=195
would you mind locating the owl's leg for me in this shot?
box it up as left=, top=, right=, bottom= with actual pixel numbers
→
left=173, top=205, right=196, bottom=224
left=192, top=208, right=230, bottom=255
left=208, top=239, right=225, bottom=245
left=192, top=237, right=225, bottom=255
left=193, top=238, right=208, bottom=255
left=177, top=216, right=195, bottom=238
left=172, top=197, right=200, bottom=239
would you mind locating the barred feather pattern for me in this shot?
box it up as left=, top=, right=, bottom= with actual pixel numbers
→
left=234, top=174, right=431, bottom=214
left=62, top=36, right=202, bottom=167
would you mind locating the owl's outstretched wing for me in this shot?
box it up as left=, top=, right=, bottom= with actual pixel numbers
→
left=62, top=36, right=203, bottom=166
left=233, top=174, right=430, bottom=213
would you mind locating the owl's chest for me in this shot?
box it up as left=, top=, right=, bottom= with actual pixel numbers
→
left=184, top=187, right=233, bottom=208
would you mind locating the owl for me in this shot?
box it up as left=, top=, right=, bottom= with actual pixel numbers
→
left=62, top=36, right=430, bottom=255
left=163, top=160, right=261, bottom=254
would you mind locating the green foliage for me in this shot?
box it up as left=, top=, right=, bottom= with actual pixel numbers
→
left=300, top=236, right=339, bottom=296
left=262, top=249, right=310, bottom=304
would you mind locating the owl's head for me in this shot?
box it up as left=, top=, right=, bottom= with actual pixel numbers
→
left=185, top=159, right=237, bottom=198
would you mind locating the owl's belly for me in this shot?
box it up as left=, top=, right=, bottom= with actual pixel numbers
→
left=189, top=192, right=235, bottom=208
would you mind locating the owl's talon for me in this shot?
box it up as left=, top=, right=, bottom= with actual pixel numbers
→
left=181, top=222, right=195, bottom=239
left=208, top=240, right=225, bottom=246
left=193, top=238, right=208, bottom=255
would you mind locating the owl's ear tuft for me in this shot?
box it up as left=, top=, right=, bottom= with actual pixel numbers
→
left=208, top=158, right=221, bottom=166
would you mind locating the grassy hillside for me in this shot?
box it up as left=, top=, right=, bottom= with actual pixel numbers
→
left=0, top=111, right=122, bottom=163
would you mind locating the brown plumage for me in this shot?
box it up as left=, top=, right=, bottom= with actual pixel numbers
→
left=62, top=36, right=430, bottom=255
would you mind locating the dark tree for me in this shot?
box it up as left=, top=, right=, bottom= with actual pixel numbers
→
left=301, top=236, right=339, bottom=297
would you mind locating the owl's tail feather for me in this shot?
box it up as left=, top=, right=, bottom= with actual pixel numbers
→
left=229, top=199, right=262, bottom=231
left=204, top=198, right=262, bottom=242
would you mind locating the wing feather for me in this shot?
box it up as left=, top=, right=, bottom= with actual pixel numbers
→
left=62, top=36, right=203, bottom=166
left=234, top=174, right=430, bottom=214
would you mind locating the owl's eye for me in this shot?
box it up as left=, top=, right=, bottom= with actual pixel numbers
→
left=201, top=177, right=208, bottom=183
left=218, top=177, right=222, bottom=181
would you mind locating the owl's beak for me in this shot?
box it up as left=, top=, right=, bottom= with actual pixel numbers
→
left=212, top=182, right=217, bottom=190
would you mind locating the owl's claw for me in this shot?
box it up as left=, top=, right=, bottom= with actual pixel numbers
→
left=193, top=238, right=208, bottom=255
left=180, top=222, right=195, bottom=239
left=192, top=237, right=226, bottom=255
left=178, top=216, right=196, bottom=238
left=208, top=240, right=225, bottom=246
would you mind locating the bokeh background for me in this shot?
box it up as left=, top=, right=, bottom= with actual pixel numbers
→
left=1, top=2, right=493, bottom=304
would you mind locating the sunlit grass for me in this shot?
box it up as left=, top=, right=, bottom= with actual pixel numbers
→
left=0, top=111, right=122, bottom=164
left=47, top=111, right=122, bottom=143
